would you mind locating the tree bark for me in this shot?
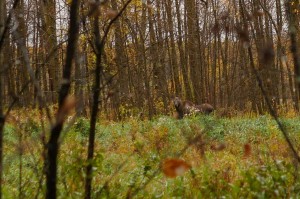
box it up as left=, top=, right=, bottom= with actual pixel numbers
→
left=46, top=1, right=80, bottom=198
left=175, top=0, right=192, bottom=99
left=40, top=0, right=60, bottom=104
left=285, top=0, right=300, bottom=110
left=0, top=0, right=6, bottom=198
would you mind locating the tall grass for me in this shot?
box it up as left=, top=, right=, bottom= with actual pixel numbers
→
left=2, top=114, right=300, bottom=198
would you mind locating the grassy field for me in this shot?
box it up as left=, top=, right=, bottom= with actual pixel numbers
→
left=2, top=113, right=300, bottom=198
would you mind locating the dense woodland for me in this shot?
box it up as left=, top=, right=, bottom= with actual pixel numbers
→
left=0, top=0, right=299, bottom=119
left=0, top=0, right=300, bottom=198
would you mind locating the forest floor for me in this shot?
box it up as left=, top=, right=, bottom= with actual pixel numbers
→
left=2, top=112, right=300, bottom=198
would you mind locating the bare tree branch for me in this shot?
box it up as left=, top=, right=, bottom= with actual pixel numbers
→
left=46, top=0, right=80, bottom=198
left=239, top=0, right=300, bottom=163
left=0, top=0, right=20, bottom=50
left=84, top=0, right=133, bottom=198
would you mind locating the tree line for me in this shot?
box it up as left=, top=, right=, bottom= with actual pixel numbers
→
left=0, top=0, right=299, bottom=120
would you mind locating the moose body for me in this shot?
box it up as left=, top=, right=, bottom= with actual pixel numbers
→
left=173, top=97, right=214, bottom=119
left=195, top=103, right=214, bottom=114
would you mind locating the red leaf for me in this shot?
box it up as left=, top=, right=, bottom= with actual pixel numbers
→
left=162, top=159, right=191, bottom=178
left=244, top=143, right=252, bottom=158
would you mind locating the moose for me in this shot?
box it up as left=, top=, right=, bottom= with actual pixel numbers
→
left=173, top=97, right=214, bottom=119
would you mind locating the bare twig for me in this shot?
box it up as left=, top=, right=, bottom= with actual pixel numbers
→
left=129, top=132, right=204, bottom=198
left=11, top=25, right=53, bottom=123
left=84, top=1, right=133, bottom=198
left=285, top=0, right=300, bottom=102
left=95, top=155, right=132, bottom=197
left=46, top=0, right=80, bottom=198
left=238, top=0, right=300, bottom=163
left=0, top=0, right=20, bottom=50
left=0, top=1, right=21, bottom=198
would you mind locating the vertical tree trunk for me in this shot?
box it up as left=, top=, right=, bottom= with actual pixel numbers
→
left=165, top=0, right=181, bottom=96
left=46, top=1, right=80, bottom=198
left=40, top=0, right=60, bottom=104
left=175, top=0, right=192, bottom=99
left=145, top=7, right=156, bottom=117
left=16, top=0, right=31, bottom=106
left=122, top=17, right=141, bottom=115
left=285, top=0, right=300, bottom=110
left=0, top=0, right=5, bottom=198
left=74, top=47, right=86, bottom=116
left=85, top=16, right=101, bottom=199
left=85, top=1, right=133, bottom=198
left=275, top=0, right=287, bottom=106
left=140, top=6, right=154, bottom=119
left=154, top=0, right=169, bottom=113
left=185, top=0, right=200, bottom=102
left=111, top=0, right=129, bottom=119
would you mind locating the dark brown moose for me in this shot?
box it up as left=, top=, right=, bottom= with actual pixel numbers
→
left=173, top=97, right=214, bottom=119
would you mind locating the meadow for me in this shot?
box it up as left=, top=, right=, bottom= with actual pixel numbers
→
left=3, top=112, right=300, bottom=198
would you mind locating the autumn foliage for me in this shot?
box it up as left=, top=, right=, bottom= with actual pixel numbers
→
left=162, top=158, right=191, bottom=178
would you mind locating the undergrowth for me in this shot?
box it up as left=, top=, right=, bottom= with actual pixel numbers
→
left=2, top=114, right=300, bottom=198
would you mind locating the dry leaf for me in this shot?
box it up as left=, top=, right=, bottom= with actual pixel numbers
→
left=162, top=158, right=191, bottom=178
left=243, top=143, right=252, bottom=158
left=210, top=143, right=226, bottom=151
left=57, top=96, right=76, bottom=124
left=5, top=115, right=18, bottom=125
left=105, top=9, right=118, bottom=19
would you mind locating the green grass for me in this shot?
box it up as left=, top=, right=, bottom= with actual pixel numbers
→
left=2, top=114, right=300, bottom=198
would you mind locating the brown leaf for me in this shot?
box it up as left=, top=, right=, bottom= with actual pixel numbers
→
left=104, top=9, right=118, bottom=19
left=162, top=159, right=191, bottom=178
left=223, top=167, right=231, bottom=182
left=243, top=143, right=252, bottom=158
left=5, top=115, right=18, bottom=125
left=57, top=96, right=76, bottom=124
left=210, top=143, right=226, bottom=151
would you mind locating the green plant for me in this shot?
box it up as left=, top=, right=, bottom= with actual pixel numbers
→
left=73, top=117, right=90, bottom=136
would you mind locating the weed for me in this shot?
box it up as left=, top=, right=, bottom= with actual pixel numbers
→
left=2, top=114, right=300, bottom=198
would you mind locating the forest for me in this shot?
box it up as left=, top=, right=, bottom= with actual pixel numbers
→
left=0, top=0, right=300, bottom=198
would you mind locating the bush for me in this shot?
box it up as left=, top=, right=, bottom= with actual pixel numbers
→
left=73, top=117, right=90, bottom=136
